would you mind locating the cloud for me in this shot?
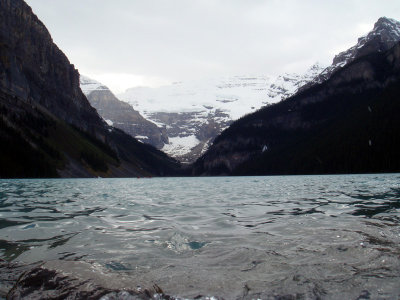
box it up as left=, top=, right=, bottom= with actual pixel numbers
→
left=25, top=0, right=400, bottom=93
left=82, top=72, right=170, bottom=94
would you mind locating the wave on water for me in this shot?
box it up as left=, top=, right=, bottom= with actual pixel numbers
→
left=1, top=175, right=400, bottom=299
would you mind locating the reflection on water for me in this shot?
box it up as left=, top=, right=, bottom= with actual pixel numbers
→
left=0, top=174, right=400, bottom=299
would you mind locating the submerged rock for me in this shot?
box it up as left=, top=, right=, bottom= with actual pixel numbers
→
left=2, top=261, right=149, bottom=300
left=0, top=260, right=39, bottom=297
left=4, top=260, right=225, bottom=300
left=2, top=260, right=228, bottom=299
left=8, top=267, right=114, bottom=299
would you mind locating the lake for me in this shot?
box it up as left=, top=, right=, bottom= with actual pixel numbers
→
left=1, top=174, right=400, bottom=299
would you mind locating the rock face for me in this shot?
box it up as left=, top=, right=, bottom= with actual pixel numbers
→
left=0, top=0, right=103, bottom=136
left=2, top=260, right=168, bottom=300
left=119, top=65, right=324, bottom=163
left=193, top=39, right=400, bottom=175
left=0, top=0, right=180, bottom=178
left=302, top=17, right=400, bottom=90
left=80, top=75, right=168, bottom=149
left=147, top=109, right=232, bottom=163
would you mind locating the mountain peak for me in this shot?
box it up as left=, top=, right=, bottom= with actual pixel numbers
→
left=374, top=16, right=400, bottom=31
left=300, top=17, right=400, bottom=90
left=366, top=16, right=400, bottom=46
left=333, top=16, right=400, bottom=66
left=361, top=16, right=400, bottom=46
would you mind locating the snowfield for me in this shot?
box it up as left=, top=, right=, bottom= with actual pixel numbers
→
left=162, top=135, right=200, bottom=157
left=118, top=64, right=324, bottom=121
left=115, top=64, right=324, bottom=161
left=80, top=64, right=325, bottom=161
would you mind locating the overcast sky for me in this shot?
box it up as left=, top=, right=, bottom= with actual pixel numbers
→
left=25, top=0, right=400, bottom=94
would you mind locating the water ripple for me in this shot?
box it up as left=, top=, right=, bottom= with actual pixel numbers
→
left=0, top=175, right=399, bottom=298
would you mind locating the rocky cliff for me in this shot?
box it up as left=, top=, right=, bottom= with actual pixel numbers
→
left=80, top=75, right=168, bottom=149
left=0, top=0, right=105, bottom=136
left=193, top=41, right=400, bottom=175
left=0, top=0, right=181, bottom=178
left=302, top=17, right=400, bottom=90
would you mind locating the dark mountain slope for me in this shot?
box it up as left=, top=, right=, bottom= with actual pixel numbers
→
left=0, top=0, right=180, bottom=178
left=193, top=42, right=400, bottom=175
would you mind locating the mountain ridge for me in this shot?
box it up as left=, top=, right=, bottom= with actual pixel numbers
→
left=192, top=40, right=400, bottom=175
left=302, top=17, right=400, bottom=91
left=115, top=64, right=325, bottom=163
left=80, top=17, right=400, bottom=165
left=0, top=0, right=181, bottom=178
left=80, top=75, right=169, bottom=149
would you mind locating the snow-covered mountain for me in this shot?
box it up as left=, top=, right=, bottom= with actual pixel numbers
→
left=80, top=75, right=168, bottom=148
left=302, top=17, right=400, bottom=90
left=77, top=16, right=400, bottom=164
left=118, top=64, right=324, bottom=163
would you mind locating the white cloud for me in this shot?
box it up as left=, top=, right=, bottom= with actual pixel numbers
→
left=82, top=72, right=171, bottom=94
left=25, top=0, right=400, bottom=94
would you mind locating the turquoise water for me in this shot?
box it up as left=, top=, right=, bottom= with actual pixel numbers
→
left=1, top=174, right=400, bottom=299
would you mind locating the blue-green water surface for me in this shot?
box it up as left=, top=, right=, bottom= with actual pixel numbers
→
left=0, top=174, right=399, bottom=299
